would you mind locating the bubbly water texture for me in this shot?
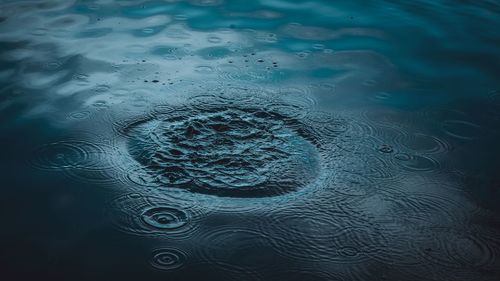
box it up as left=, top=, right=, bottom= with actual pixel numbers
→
left=123, top=103, right=321, bottom=197
left=1, top=1, right=500, bottom=281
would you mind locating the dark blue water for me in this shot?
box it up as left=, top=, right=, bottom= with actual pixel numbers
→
left=1, top=1, right=500, bottom=280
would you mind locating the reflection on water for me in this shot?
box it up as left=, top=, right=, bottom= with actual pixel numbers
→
left=1, top=0, right=500, bottom=280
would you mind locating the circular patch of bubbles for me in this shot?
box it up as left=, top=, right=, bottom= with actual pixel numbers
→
left=118, top=91, right=343, bottom=198
left=149, top=248, right=187, bottom=271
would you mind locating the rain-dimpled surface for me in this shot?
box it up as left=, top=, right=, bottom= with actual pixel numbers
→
left=1, top=1, right=500, bottom=281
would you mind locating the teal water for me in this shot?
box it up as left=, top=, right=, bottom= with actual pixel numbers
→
left=1, top=1, right=500, bottom=280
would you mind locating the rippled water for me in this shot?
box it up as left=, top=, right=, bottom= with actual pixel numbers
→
left=1, top=1, right=500, bottom=280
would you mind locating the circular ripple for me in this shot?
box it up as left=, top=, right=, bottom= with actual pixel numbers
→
left=195, top=226, right=275, bottom=272
left=185, top=262, right=263, bottom=281
left=187, top=88, right=262, bottom=111
left=267, top=269, right=346, bottom=281
left=32, top=141, right=103, bottom=170
left=360, top=107, right=419, bottom=130
left=68, top=110, right=91, bottom=120
left=31, top=136, right=125, bottom=187
left=150, top=248, right=187, bottom=271
left=127, top=166, right=163, bottom=188
left=107, top=193, right=200, bottom=239
left=330, top=172, right=377, bottom=197
left=410, top=228, right=499, bottom=270
left=141, top=207, right=189, bottom=230
left=256, top=206, right=387, bottom=264
left=119, top=94, right=330, bottom=198
left=194, top=65, right=214, bottom=74
left=301, top=111, right=349, bottom=147
left=378, top=144, right=394, bottom=153
left=441, top=120, right=483, bottom=140
left=383, top=191, right=472, bottom=227
left=395, top=132, right=451, bottom=154
left=393, top=153, right=440, bottom=172
left=31, top=140, right=116, bottom=180
left=64, top=165, right=124, bottom=188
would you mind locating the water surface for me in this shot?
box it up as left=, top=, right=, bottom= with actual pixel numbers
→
left=1, top=1, right=500, bottom=280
